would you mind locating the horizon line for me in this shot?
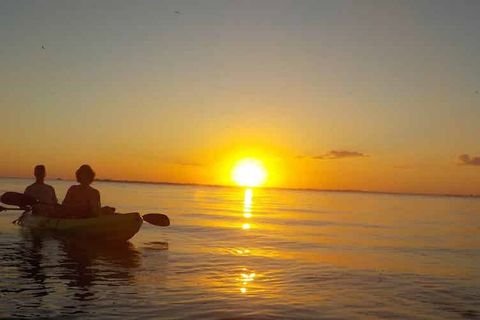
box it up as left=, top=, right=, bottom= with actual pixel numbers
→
left=1, top=176, right=479, bottom=199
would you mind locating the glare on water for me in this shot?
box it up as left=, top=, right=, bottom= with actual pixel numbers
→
left=0, top=178, right=479, bottom=319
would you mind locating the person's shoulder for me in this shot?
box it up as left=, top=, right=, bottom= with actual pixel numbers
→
left=89, top=186, right=100, bottom=195
left=24, top=183, right=35, bottom=192
left=66, top=185, right=80, bottom=192
left=84, top=186, right=100, bottom=201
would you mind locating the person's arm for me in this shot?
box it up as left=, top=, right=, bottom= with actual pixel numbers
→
left=50, top=186, right=58, bottom=204
left=89, top=189, right=101, bottom=216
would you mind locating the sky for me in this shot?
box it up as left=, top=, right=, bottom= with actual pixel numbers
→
left=1, top=0, right=479, bottom=195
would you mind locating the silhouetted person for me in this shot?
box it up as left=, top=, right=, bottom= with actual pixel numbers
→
left=62, top=165, right=102, bottom=218
left=24, top=165, right=58, bottom=215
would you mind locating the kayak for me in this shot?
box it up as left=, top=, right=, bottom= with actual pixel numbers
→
left=18, top=212, right=143, bottom=242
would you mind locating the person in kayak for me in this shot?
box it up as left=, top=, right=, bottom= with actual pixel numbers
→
left=61, top=164, right=103, bottom=218
left=24, top=165, right=58, bottom=215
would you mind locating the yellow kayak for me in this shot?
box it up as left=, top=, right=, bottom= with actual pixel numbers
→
left=18, top=212, right=143, bottom=242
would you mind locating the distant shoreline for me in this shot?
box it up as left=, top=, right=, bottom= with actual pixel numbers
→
left=97, top=178, right=479, bottom=199
left=1, top=176, right=478, bottom=199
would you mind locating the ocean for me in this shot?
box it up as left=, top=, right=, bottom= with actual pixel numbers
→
left=0, top=178, right=479, bottom=319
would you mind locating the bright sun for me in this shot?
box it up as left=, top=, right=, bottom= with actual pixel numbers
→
left=232, top=158, right=267, bottom=187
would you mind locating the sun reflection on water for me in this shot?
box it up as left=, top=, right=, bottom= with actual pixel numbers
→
left=241, top=188, right=254, bottom=230
left=239, top=268, right=256, bottom=294
left=238, top=188, right=257, bottom=294
left=235, top=248, right=250, bottom=255
left=242, top=223, right=251, bottom=230
left=243, top=188, right=253, bottom=218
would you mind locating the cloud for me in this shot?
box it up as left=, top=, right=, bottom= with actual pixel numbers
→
left=161, top=156, right=204, bottom=167
left=175, top=162, right=203, bottom=167
left=301, top=150, right=368, bottom=160
left=393, top=165, right=415, bottom=170
left=459, top=154, right=480, bottom=166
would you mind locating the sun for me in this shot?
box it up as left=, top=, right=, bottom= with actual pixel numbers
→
left=232, top=158, right=267, bottom=187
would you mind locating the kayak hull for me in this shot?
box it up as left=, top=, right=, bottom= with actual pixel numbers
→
left=19, top=212, right=143, bottom=242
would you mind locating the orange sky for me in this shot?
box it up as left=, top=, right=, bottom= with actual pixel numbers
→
left=1, top=1, right=480, bottom=195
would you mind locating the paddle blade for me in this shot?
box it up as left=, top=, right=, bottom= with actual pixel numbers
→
left=142, top=213, right=170, bottom=227
left=1, top=192, right=38, bottom=207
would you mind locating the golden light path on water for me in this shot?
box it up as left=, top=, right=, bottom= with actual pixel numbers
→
left=243, top=188, right=253, bottom=218
left=239, top=188, right=255, bottom=294
left=232, top=156, right=262, bottom=294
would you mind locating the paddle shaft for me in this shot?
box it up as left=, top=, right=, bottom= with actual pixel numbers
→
left=0, top=206, right=25, bottom=212
left=2, top=192, right=170, bottom=226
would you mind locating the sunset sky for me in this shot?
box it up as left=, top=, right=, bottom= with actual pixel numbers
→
left=1, top=0, right=479, bottom=195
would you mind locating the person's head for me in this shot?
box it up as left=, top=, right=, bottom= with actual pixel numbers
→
left=75, top=164, right=95, bottom=185
left=34, top=165, right=46, bottom=182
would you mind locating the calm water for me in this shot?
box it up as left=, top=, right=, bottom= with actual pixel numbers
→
left=0, top=178, right=479, bottom=319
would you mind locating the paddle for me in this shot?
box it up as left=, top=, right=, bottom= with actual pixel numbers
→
left=1, top=192, right=170, bottom=227
left=142, top=213, right=170, bottom=227
left=0, top=205, right=25, bottom=213
left=1, top=192, right=38, bottom=207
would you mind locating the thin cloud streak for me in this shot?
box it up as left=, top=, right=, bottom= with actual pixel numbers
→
left=299, top=150, right=368, bottom=160
left=174, top=162, right=203, bottom=167
left=459, top=154, right=480, bottom=166
left=393, top=165, right=415, bottom=170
